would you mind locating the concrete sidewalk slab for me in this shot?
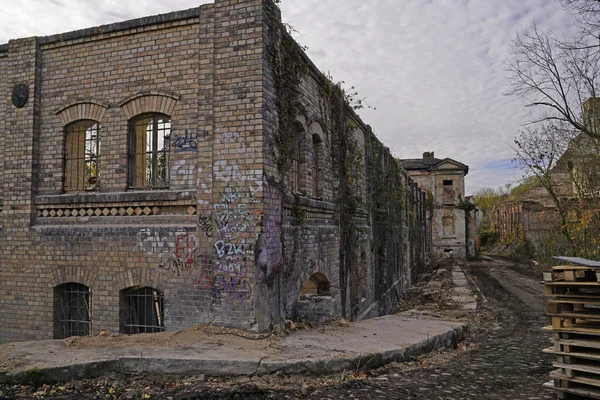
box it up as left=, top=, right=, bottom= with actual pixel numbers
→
left=0, top=315, right=466, bottom=384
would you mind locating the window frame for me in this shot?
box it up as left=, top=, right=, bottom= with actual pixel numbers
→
left=54, top=282, right=92, bottom=339
left=63, top=120, right=101, bottom=193
left=128, top=113, right=171, bottom=190
left=120, top=286, right=165, bottom=334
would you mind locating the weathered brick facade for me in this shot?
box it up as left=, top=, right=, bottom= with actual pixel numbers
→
left=0, top=0, right=430, bottom=343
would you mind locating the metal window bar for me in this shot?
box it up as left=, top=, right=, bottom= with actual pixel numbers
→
left=56, top=283, right=91, bottom=338
left=131, top=115, right=170, bottom=189
left=124, top=287, right=164, bottom=334
left=64, top=121, right=100, bottom=192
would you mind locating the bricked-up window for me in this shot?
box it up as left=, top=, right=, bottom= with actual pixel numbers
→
left=64, top=120, right=100, bottom=192
left=129, top=114, right=171, bottom=189
left=312, top=134, right=323, bottom=197
left=120, top=286, right=164, bottom=334
left=53, top=283, right=91, bottom=339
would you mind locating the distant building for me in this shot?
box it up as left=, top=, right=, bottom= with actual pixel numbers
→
left=400, top=152, right=471, bottom=259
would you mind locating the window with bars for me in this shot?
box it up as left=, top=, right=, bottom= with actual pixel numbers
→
left=53, top=283, right=91, bottom=339
left=64, top=120, right=100, bottom=192
left=120, top=286, right=165, bottom=334
left=129, top=114, right=171, bottom=189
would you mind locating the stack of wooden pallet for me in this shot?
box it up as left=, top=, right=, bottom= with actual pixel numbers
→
left=543, top=256, right=600, bottom=399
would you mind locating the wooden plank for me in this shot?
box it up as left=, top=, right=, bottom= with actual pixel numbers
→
left=546, top=282, right=600, bottom=286
left=553, top=339, right=600, bottom=351
left=544, top=380, right=600, bottom=400
left=550, top=299, right=600, bottom=305
left=551, top=369, right=600, bottom=388
left=547, top=293, right=600, bottom=300
left=544, top=347, right=600, bottom=361
left=554, top=361, right=600, bottom=375
left=549, top=312, right=600, bottom=320
left=553, top=256, right=600, bottom=268
left=553, top=265, right=599, bottom=271
left=544, top=325, right=600, bottom=336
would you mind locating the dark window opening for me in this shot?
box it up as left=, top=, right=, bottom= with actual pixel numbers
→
left=120, top=286, right=165, bottom=334
left=442, top=180, right=455, bottom=204
left=129, top=114, right=171, bottom=189
left=54, top=283, right=91, bottom=339
left=299, top=272, right=331, bottom=297
left=64, top=120, right=100, bottom=192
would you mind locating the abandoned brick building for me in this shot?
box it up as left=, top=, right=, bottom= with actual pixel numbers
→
left=400, top=152, right=473, bottom=259
left=491, top=98, right=600, bottom=258
left=0, top=0, right=430, bottom=343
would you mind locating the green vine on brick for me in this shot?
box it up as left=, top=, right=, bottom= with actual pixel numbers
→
left=265, top=0, right=307, bottom=185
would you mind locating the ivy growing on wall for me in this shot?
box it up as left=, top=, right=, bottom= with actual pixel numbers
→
left=265, top=1, right=306, bottom=183
left=265, top=0, right=420, bottom=317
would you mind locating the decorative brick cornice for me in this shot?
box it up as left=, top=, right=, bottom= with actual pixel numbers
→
left=119, top=90, right=180, bottom=119
left=55, top=99, right=110, bottom=125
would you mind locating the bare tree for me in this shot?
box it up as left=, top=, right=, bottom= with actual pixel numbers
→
left=512, top=122, right=578, bottom=252
left=560, top=0, right=600, bottom=40
left=506, top=23, right=600, bottom=138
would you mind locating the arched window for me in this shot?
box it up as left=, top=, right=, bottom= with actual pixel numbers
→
left=120, top=286, right=164, bottom=334
left=129, top=114, right=171, bottom=189
left=312, top=134, right=323, bottom=197
left=54, top=283, right=91, bottom=339
left=64, top=120, right=100, bottom=192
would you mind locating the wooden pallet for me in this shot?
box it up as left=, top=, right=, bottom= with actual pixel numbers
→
left=544, top=259, right=600, bottom=398
left=544, top=378, right=600, bottom=399
left=545, top=282, right=600, bottom=298
left=544, top=265, right=600, bottom=284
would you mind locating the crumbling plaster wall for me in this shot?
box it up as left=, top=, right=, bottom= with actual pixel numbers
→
left=407, top=170, right=467, bottom=259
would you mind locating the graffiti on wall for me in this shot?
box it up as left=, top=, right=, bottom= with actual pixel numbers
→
left=139, top=131, right=267, bottom=311
left=172, top=129, right=198, bottom=152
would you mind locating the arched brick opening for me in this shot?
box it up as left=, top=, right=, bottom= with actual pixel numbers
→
left=299, top=272, right=331, bottom=297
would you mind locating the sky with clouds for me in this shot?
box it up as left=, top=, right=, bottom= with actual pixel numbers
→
left=0, top=0, right=580, bottom=194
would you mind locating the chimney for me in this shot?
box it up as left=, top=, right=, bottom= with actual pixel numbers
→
left=423, top=151, right=434, bottom=165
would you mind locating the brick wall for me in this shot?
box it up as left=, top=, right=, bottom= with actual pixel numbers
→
left=0, top=0, right=431, bottom=342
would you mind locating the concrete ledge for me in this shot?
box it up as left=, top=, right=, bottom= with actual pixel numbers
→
left=0, top=321, right=467, bottom=385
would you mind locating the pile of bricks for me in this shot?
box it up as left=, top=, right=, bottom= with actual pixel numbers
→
left=543, top=257, right=600, bottom=399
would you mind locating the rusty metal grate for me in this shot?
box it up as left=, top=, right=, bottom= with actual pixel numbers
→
left=122, top=286, right=164, bottom=334
left=54, top=283, right=91, bottom=339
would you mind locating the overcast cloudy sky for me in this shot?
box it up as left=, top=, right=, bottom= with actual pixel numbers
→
left=0, top=0, right=579, bottom=194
